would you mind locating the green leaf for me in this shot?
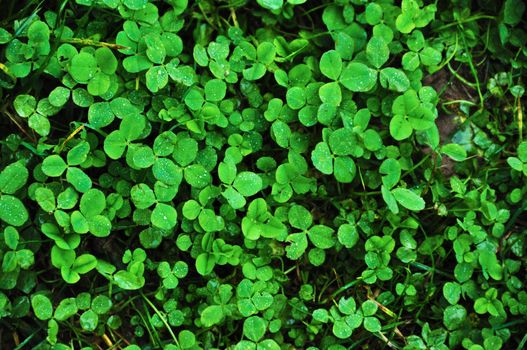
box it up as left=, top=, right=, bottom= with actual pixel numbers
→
left=257, top=0, right=283, bottom=10
left=123, top=0, right=147, bottom=10
left=389, top=115, right=413, bottom=140
left=380, top=158, right=401, bottom=189
left=80, top=309, right=98, bottom=331
left=233, top=172, right=262, bottom=197
left=184, top=88, right=205, bottom=110
left=146, top=66, right=169, bottom=93
left=71, top=211, right=89, bottom=234
left=478, top=249, right=503, bottom=280
left=88, top=73, right=111, bottom=97
left=184, top=164, right=211, bottom=188
left=0, top=161, right=28, bottom=194
left=170, top=0, right=188, bottom=14
left=4, top=226, right=19, bottom=250
left=54, top=297, right=78, bottom=321
left=66, top=141, right=90, bottom=165
left=507, top=157, right=523, bottom=171
left=178, top=330, right=196, bottom=348
left=131, top=145, right=155, bottom=168
left=92, top=295, right=112, bottom=315
left=337, top=224, right=359, bottom=248
left=335, top=31, right=354, bottom=60
left=88, top=215, right=112, bottom=237
left=402, top=51, right=420, bottom=71
left=205, top=79, right=227, bottom=102
left=80, top=189, right=106, bottom=218
left=57, top=188, right=78, bottom=210
left=71, top=254, right=97, bottom=274
left=419, top=47, right=442, bottom=66
left=145, top=34, right=166, bottom=64
left=271, top=120, right=291, bottom=148
left=366, top=37, right=389, bottom=68
left=182, top=200, right=201, bottom=220
left=329, top=128, right=355, bottom=155
left=396, top=13, right=415, bottom=34
left=104, top=131, right=127, bottom=159
left=307, top=225, right=335, bottom=249
left=503, top=0, right=526, bottom=25
left=379, top=68, right=410, bottom=92
left=51, top=246, right=75, bottom=269
left=443, top=282, right=461, bottom=305
left=257, top=42, right=276, bottom=65
left=67, top=141, right=90, bottom=166
left=0, top=195, right=28, bottom=226
left=151, top=203, right=178, bottom=230
left=42, top=155, right=67, bottom=177
left=13, top=95, right=36, bottom=118
left=340, top=62, right=377, bottom=92
left=443, top=305, right=466, bottom=330
left=113, top=270, right=145, bottom=290
left=198, top=209, right=223, bottom=232
left=72, top=88, right=94, bottom=107
left=243, top=63, right=266, bottom=81
left=28, top=114, right=50, bottom=136
left=222, top=187, right=246, bottom=209
left=311, top=142, right=333, bottom=175
left=243, top=316, right=267, bottom=342
left=363, top=316, right=381, bottom=332
left=123, top=55, right=152, bottom=73
left=153, top=158, right=182, bottom=186
left=88, top=102, right=115, bottom=129
left=286, top=232, right=308, bottom=260
left=391, top=188, right=425, bottom=211
left=31, top=294, right=53, bottom=320
left=131, top=184, right=156, bottom=209
left=363, top=129, right=383, bottom=151
left=288, top=205, right=312, bottom=230
left=201, top=304, right=223, bottom=327
left=333, top=319, right=352, bottom=339
left=69, top=52, right=97, bottom=83
left=517, top=142, right=527, bottom=161
left=318, top=82, right=342, bottom=106
left=319, top=50, right=342, bottom=80
left=333, top=156, right=356, bottom=183
left=66, top=167, right=93, bottom=193
left=441, top=144, right=467, bottom=161
left=362, top=300, right=378, bottom=316
left=35, top=187, right=56, bottom=212
left=196, top=252, right=216, bottom=276
left=317, top=103, right=337, bottom=125
left=48, top=86, right=70, bottom=107
left=365, top=3, right=383, bottom=25
left=95, top=47, right=118, bottom=75
left=0, top=28, right=12, bottom=44
left=27, top=20, right=50, bottom=44
left=286, top=87, right=306, bottom=110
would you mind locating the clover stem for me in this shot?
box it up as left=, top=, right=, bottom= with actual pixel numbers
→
left=141, top=292, right=181, bottom=347
left=435, top=14, right=496, bottom=31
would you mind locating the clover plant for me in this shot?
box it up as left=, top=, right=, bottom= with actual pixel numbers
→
left=0, top=0, right=526, bottom=349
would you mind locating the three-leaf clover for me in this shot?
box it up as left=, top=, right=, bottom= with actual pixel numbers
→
left=285, top=204, right=336, bottom=260
left=41, top=141, right=92, bottom=193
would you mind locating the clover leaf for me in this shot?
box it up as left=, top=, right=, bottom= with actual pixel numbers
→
left=311, top=128, right=358, bottom=183
left=31, top=294, right=53, bottom=321
left=69, top=52, right=97, bottom=83
left=319, top=50, right=342, bottom=80
left=340, top=62, right=377, bottom=92
left=391, top=187, right=425, bottom=211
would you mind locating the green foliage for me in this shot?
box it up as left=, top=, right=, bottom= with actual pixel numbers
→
left=0, top=0, right=526, bottom=349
